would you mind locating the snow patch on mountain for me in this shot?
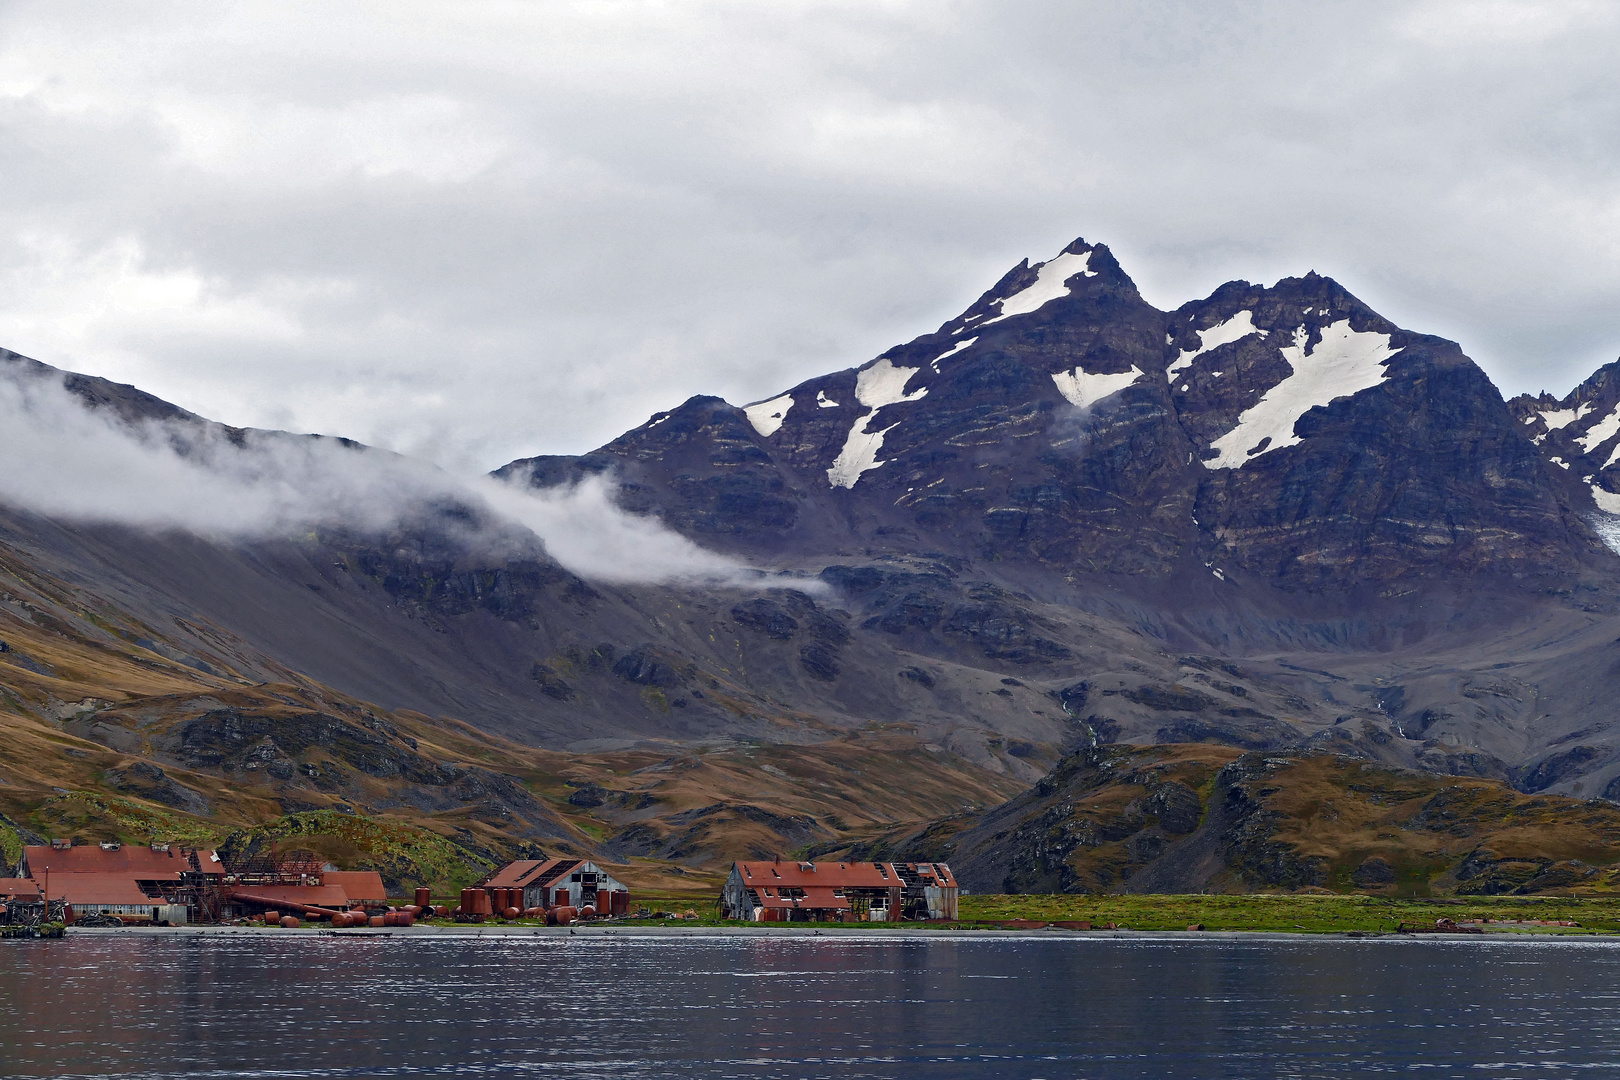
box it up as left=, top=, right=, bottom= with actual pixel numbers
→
left=931, top=337, right=976, bottom=372
left=1051, top=366, right=1143, bottom=410
left=816, top=390, right=839, bottom=408
left=1534, top=403, right=1592, bottom=430
left=743, top=394, right=794, bottom=437
left=827, top=419, right=901, bottom=490
left=1576, top=405, right=1620, bottom=454
left=981, top=250, right=1095, bottom=326
left=854, top=359, right=928, bottom=410
left=826, top=359, right=929, bottom=489
left=1590, top=482, right=1620, bottom=516
left=1205, top=320, right=1401, bottom=470
left=1167, top=310, right=1266, bottom=383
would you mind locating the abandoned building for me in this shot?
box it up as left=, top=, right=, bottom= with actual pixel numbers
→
left=481, top=858, right=630, bottom=915
left=5, top=840, right=394, bottom=924
left=721, top=860, right=958, bottom=922
left=11, top=839, right=222, bottom=920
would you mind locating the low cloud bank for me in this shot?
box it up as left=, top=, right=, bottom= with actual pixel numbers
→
left=0, top=368, right=763, bottom=586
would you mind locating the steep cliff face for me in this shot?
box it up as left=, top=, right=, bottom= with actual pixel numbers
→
left=1172, top=276, right=1599, bottom=586
left=1509, top=359, right=1620, bottom=520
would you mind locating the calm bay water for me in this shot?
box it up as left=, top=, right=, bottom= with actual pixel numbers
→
left=3, top=933, right=1619, bottom=1078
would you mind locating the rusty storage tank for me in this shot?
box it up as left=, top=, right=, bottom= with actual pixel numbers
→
left=368, top=915, right=386, bottom=927
left=553, top=889, right=569, bottom=908
left=579, top=904, right=596, bottom=920
left=330, top=912, right=350, bottom=928
left=502, top=906, right=520, bottom=920
left=415, top=888, right=431, bottom=909
left=552, top=905, right=578, bottom=925
left=279, top=916, right=301, bottom=928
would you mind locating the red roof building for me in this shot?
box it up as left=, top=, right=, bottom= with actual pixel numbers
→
left=722, top=860, right=958, bottom=922
left=7, top=841, right=223, bottom=919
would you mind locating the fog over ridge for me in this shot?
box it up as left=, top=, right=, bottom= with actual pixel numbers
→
left=0, top=364, right=762, bottom=587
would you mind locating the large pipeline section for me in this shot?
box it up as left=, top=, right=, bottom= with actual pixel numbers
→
left=225, top=890, right=349, bottom=921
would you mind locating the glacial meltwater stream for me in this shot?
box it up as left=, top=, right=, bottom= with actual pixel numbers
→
left=3, top=933, right=1620, bottom=1078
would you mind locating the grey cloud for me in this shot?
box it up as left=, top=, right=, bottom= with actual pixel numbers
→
left=0, top=363, right=764, bottom=586
left=0, top=0, right=1616, bottom=470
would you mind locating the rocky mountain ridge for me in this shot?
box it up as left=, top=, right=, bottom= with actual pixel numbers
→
left=8, top=233, right=1620, bottom=883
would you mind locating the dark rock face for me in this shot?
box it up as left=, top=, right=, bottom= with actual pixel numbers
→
left=1174, top=277, right=1598, bottom=585
left=1351, top=856, right=1396, bottom=886
left=1509, top=358, right=1620, bottom=517
left=150, top=707, right=569, bottom=837
left=104, top=761, right=211, bottom=816
left=503, top=242, right=1599, bottom=592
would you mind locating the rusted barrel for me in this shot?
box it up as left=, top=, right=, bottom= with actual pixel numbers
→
left=369, top=915, right=386, bottom=927
left=524, top=907, right=542, bottom=919
left=263, top=910, right=279, bottom=925
left=501, top=906, right=520, bottom=920
left=434, top=905, right=449, bottom=917
left=332, top=912, right=351, bottom=928
left=579, top=904, right=596, bottom=920
left=279, top=916, right=300, bottom=928
left=415, top=888, right=432, bottom=909
left=552, top=905, right=578, bottom=925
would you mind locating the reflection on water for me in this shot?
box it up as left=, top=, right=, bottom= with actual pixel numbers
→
left=3, top=934, right=1619, bottom=1078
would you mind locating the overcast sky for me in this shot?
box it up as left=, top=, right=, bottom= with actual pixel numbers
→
left=1, top=0, right=1617, bottom=470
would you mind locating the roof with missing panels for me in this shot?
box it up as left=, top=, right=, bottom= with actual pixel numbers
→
left=733, top=860, right=957, bottom=890
left=482, top=858, right=585, bottom=889
left=734, top=861, right=896, bottom=888
left=754, top=886, right=848, bottom=910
